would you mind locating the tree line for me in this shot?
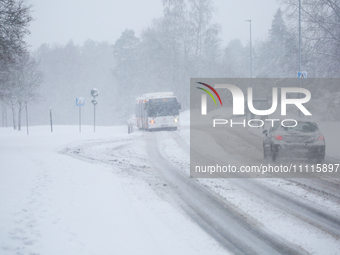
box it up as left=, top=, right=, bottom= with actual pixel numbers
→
left=111, top=0, right=340, bottom=119
left=2, top=0, right=340, bottom=128
left=0, top=0, right=42, bottom=129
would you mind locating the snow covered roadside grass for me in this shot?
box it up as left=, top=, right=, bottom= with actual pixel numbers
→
left=0, top=125, right=224, bottom=255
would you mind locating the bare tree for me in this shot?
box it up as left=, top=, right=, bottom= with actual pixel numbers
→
left=1, top=101, right=7, bottom=127
left=281, top=0, right=340, bottom=77
left=189, top=0, right=217, bottom=57
left=0, top=0, right=32, bottom=62
left=280, top=0, right=340, bottom=119
left=2, top=53, right=42, bottom=130
left=0, top=0, right=32, bottom=123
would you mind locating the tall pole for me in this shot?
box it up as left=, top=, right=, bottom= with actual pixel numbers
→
left=299, top=0, right=302, bottom=117
left=299, top=0, right=301, bottom=74
left=250, top=20, right=252, bottom=81
left=170, top=39, right=173, bottom=89
left=94, top=104, right=96, bottom=133
left=245, top=19, right=253, bottom=120
left=91, top=89, right=99, bottom=133
left=245, top=20, right=252, bottom=85
left=245, top=19, right=253, bottom=78
left=1, top=103, right=4, bottom=127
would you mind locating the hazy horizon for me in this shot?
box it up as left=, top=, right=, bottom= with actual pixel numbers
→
left=26, top=0, right=281, bottom=50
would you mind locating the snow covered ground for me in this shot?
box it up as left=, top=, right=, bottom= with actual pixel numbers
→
left=1, top=110, right=340, bottom=255
left=0, top=125, right=224, bottom=255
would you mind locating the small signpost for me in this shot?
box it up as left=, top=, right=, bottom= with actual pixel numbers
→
left=76, top=97, right=85, bottom=132
left=298, top=71, right=307, bottom=79
left=298, top=71, right=307, bottom=117
left=91, top=89, right=98, bottom=133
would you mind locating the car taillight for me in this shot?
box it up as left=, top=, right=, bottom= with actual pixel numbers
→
left=275, top=135, right=283, bottom=140
left=318, top=135, right=324, bottom=141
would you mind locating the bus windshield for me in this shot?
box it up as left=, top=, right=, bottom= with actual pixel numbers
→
left=147, top=98, right=179, bottom=117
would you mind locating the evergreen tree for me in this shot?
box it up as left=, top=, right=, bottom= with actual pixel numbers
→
left=256, top=8, right=298, bottom=78
left=222, top=39, right=248, bottom=77
left=112, top=29, right=141, bottom=119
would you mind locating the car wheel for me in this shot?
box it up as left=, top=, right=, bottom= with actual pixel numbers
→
left=271, top=146, right=277, bottom=162
left=316, top=155, right=325, bottom=164
left=271, top=153, right=277, bottom=162
left=263, top=145, right=270, bottom=160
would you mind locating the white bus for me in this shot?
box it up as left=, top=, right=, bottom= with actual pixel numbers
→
left=135, top=92, right=181, bottom=131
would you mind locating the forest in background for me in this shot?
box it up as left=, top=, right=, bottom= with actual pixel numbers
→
left=1, top=0, right=340, bottom=128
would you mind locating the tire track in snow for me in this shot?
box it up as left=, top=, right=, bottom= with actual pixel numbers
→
left=146, top=131, right=308, bottom=255
left=210, top=125, right=340, bottom=208
left=195, top=126, right=340, bottom=238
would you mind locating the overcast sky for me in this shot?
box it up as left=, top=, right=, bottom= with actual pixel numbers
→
left=26, top=0, right=282, bottom=50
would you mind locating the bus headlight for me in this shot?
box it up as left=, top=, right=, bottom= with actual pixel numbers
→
left=150, top=120, right=155, bottom=124
left=174, top=118, right=178, bottom=123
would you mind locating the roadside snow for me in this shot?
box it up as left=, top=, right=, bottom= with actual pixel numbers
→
left=159, top=111, right=340, bottom=255
left=0, top=125, right=224, bottom=255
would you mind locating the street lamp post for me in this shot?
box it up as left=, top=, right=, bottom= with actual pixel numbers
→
left=245, top=19, right=253, bottom=119
left=299, top=0, right=303, bottom=117
left=245, top=20, right=252, bottom=81
left=299, top=0, right=301, bottom=74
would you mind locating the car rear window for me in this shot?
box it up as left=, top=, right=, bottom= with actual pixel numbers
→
left=280, top=122, right=318, bottom=132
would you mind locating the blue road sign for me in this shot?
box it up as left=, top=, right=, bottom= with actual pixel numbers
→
left=298, top=71, right=307, bottom=79
left=76, top=97, right=85, bottom=106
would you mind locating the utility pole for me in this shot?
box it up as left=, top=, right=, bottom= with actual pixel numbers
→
left=245, top=19, right=253, bottom=119
left=299, top=0, right=302, bottom=117
left=299, top=0, right=301, bottom=75
left=245, top=20, right=252, bottom=81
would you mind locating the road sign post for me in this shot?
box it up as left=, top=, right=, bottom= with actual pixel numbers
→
left=91, top=89, right=99, bottom=133
left=76, top=97, right=85, bottom=132
left=297, top=71, right=307, bottom=117
left=79, top=106, right=81, bottom=132
left=298, top=71, right=307, bottom=79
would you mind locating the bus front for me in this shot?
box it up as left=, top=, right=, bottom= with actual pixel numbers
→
left=146, top=97, right=180, bottom=130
